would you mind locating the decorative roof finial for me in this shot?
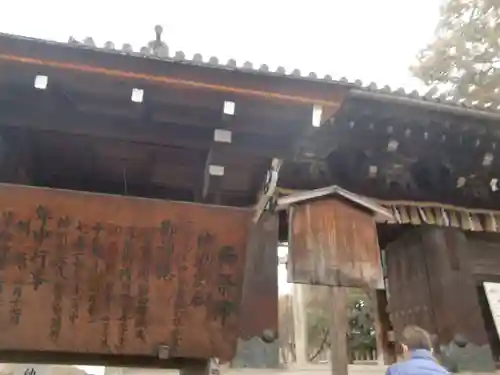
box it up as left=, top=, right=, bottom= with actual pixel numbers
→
left=154, top=25, right=163, bottom=42
left=148, top=25, right=168, bottom=57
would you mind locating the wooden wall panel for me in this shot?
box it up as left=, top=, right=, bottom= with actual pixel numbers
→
left=467, top=233, right=500, bottom=278
left=422, top=229, right=487, bottom=346
left=288, top=198, right=383, bottom=288
left=0, top=183, right=252, bottom=362
left=385, top=228, right=495, bottom=372
left=385, top=231, right=435, bottom=337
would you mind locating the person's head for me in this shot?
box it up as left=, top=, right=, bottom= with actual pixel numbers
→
left=400, top=325, right=433, bottom=357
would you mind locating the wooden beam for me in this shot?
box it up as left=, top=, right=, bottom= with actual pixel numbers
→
left=330, top=287, right=348, bottom=375
left=0, top=99, right=291, bottom=158
left=0, top=79, right=312, bottom=138
left=253, top=158, right=282, bottom=223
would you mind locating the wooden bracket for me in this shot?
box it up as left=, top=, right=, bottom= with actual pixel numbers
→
left=253, top=158, right=282, bottom=223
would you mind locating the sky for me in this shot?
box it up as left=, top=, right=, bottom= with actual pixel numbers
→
left=0, top=2, right=441, bottom=373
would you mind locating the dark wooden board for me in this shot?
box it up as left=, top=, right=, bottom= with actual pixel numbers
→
left=288, top=198, right=383, bottom=288
left=0, top=184, right=251, bottom=361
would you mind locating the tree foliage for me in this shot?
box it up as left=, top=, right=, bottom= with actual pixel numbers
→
left=411, top=0, right=500, bottom=104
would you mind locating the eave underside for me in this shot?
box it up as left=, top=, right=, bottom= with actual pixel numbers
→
left=282, top=97, right=500, bottom=210
left=0, top=59, right=319, bottom=207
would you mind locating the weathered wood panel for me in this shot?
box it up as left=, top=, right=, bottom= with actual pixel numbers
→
left=385, top=230, right=436, bottom=336
left=232, top=212, right=279, bottom=368
left=288, top=199, right=383, bottom=288
left=239, top=212, right=278, bottom=340
left=423, top=229, right=488, bottom=347
left=0, top=184, right=252, bottom=361
left=385, top=228, right=495, bottom=372
left=466, top=233, right=500, bottom=278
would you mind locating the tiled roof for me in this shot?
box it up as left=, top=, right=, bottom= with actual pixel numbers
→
left=3, top=28, right=500, bottom=120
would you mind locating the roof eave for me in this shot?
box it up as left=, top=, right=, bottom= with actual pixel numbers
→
left=350, top=89, right=500, bottom=122
left=276, top=185, right=393, bottom=221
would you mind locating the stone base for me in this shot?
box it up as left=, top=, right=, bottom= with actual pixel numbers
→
left=439, top=342, right=495, bottom=373
left=231, top=337, right=280, bottom=369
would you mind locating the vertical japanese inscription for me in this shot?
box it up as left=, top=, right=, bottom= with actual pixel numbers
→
left=49, top=282, right=63, bottom=342
left=101, top=281, right=113, bottom=349
left=168, top=220, right=185, bottom=353
left=190, top=231, right=215, bottom=308
left=9, top=283, right=22, bottom=325
left=49, top=216, right=70, bottom=342
left=0, top=211, right=14, bottom=308
left=10, top=211, right=26, bottom=273
left=100, top=223, right=120, bottom=349
left=212, top=246, right=238, bottom=325
left=54, top=216, right=70, bottom=279
left=30, top=205, right=50, bottom=291
left=134, top=230, right=151, bottom=342
left=118, top=227, right=134, bottom=348
left=70, top=224, right=85, bottom=325
left=156, top=221, right=175, bottom=280
left=88, top=222, right=103, bottom=321
left=0, top=211, right=14, bottom=271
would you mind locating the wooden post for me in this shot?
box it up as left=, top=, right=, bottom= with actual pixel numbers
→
left=293, top=283, right=308, bottom=366
left=232, top=212, right=280, bottom=368
left=330, top=287, right=348, bottom=375
left=368, top=289, right=393, bottom=364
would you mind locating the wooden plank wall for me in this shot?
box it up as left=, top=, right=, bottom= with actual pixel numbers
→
left=385, top=227, right=495, bottom=372
left=288, top=198, right=383, bottom=289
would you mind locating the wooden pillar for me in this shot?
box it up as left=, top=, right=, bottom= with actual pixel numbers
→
left=368, top=289, right=394, bottom=364
left=232, top=212, right=280, bottom=368
left=330, top=287, right=348, bottom=375
left=292, top=283, right=308, bottom=366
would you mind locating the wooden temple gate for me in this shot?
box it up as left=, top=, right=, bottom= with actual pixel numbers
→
left=2, top=26, right=500, bottom=374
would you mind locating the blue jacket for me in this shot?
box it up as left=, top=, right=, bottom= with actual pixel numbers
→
left=386, top=350, right=450, bottom=375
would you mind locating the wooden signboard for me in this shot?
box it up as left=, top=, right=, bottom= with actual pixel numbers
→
left=0, top=183, right=252, bottom=362
left=287, top=197, right=384, bottom=289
